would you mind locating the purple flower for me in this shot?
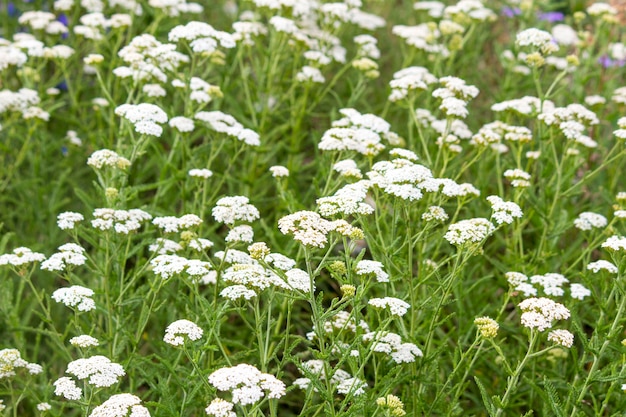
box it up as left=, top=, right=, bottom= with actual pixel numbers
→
left=502, top=6, right=522, bottom=18
left=537, top=11, right=565, bottom=22
left=57, top=13, right=69, bottom=26
left=7, top=2, right=19, bottom=17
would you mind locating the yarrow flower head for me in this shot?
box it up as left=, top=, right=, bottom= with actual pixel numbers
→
left=475, top=317, right=499, bottom=338
left=602, top=235, right=626, bottom=252
left=368, top=297, right=410, bottom=317
left=355, top=260, right=389, bottom=282
left=41, top=244, right=87, bottom=271
left=208, top=364, right=286, bottom=406
left=54, top=377, right=82, bottom=400
left=0, top=348, right=42, bottom=379
left=195, top=111, right=260, bottom=146
left=70, top=335, right=100, bottom=348
left=0, top=247, right=46, bottom=267
left=574, top=212, right=608, bottom=231
left=66, top=356, right=126, bottom=387
left=444, top=218, right=495, bottom=246
left=278, top=211, right=334, bottom=248
left=205, top=398, right=235, bottom=417
left=115, top=103, right=168, bottom=137
left=87, top=149, right=131, bottom=170
left=189, top=168, right=213, bottom=179
left=57, top=212, right=84, bottom=230
left=212, top=196, right=260, bottom=225
left=52, top=285, right=96, bottom=311
left=516, top=28, right=559, bottom=55
left=89, top=393, right=150, bottom=417
left=587, top=260, right=618, bottom=274
left=518, top=297, right=570, bottom=332
left=153, top=214, right=203, bottom=233
left=163, top=319, right=204, bottom=346
left=547, top=329, right=574, bottom=348
left=91, top=208, right=153, bottom=234
left=362, top=331, right=423, bottom=363
left=487, top=195, right=523, bottom=225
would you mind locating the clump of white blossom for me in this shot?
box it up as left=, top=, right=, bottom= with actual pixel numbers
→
left=163, top=319, right=204, bottom=346
left=207, top=364, right=286, bottom=406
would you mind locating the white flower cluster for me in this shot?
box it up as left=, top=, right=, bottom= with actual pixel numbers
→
left=574, top=212, right=608, bottom=231
left=368, top=297, right=410, bottom=316
left=226, top=225, right=255, bottom=244
left=367, top=159, right=430, bottom=201
left=70, top=335, right=99, bottom=348
left=64, top=356, right=126, bottom=388
left=115, top=34, right=189, bottom=84
left=89, top=393, right=150, bottom=417
left=492, top=96, right=547, bottom=118
left=0, top=348, right=42, bottom=379
left=414, top=1, right=445, bottom=18
left=189, top=168, right=213, bottom=178
left=312, top=311, right=370, bottom=338
left=422, top=205, right=449, bottom=222
left=222, top=264, right=289, bottom=291
left=388, top=66, right=438, bottom=102
left=208, top=364, right=286, bottom=406
left=587, top=2, right=617, bottom=17
left=587, top=260, right=618, bottom=274
left=205, top=398, right=236, bottom=417
left=0, top=44, right=27, bottom=72
left=363, top=331, right=423, bottom=363
left=614, top=117, right=626, bottom=139
left=52, top=285, right=96, bottom=311
left=0, top=88, right=41, bottom=118
left=163, top=319, right=204, bottom=346
left=355, top=260, right=389, bottom=282
left=87, top=149, right=131, bottom=170
left=212, top=196, right=260, bottom=225
left=54, top=377, right=82, bottom=400
left=277, top=211, right=335, bottom=248
left=195, top=111, right=260, bottom=146
left=18, top=11, right=68, bottom=34
left=444, top=218, right=494, bottom=246
left=57, top=211, right=85, bottom=230
left=487, top=195, right=523, bottom=225
left=547, top=329, right=574, bottom=348
left=168, top=21, right=235, bottom=54
left=232, top=21, right=268, bottom=46
left=115, top=103, right=168, bottom=137
left=153, top=214, right=202, bottom=233
left=318, top=108, right=399, bottom=156
left=316, top=181, right=373, bottom=217
left=0, top=247, right=46, bottom=267
left=269, top=165, right=289, bottom=178
left=506, top=271, right=537, bottom=297
left=41, top=243, right=87, bottom=271
left=148, top=0, right=202, bottom=16
left=518, top=297, right=570, bottom=331
left=74, top=12, right=131, bottom=40
left=433, top=76, right=479, bottom=119
left=470, top=121, right=532, bottom=147
left=538, top=103, right=599, bottom=148
left=444, top=0, right=496, bottom=22
left=294, top=359, right=368, bottom=396
left=516, top=28, right=559, bottom=55
left=504, top=169, right=531, bottom=188
left=601, top=235, right=626, bottom=252
left=150, top=255, right=213, bottom=281
left=169, top=116, right=195, bottom=132
left=507, top=271, right=590, bottom=299
left=92, top=208, right=153, bottom=234
left=392, top=24, right=448, bottom=57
